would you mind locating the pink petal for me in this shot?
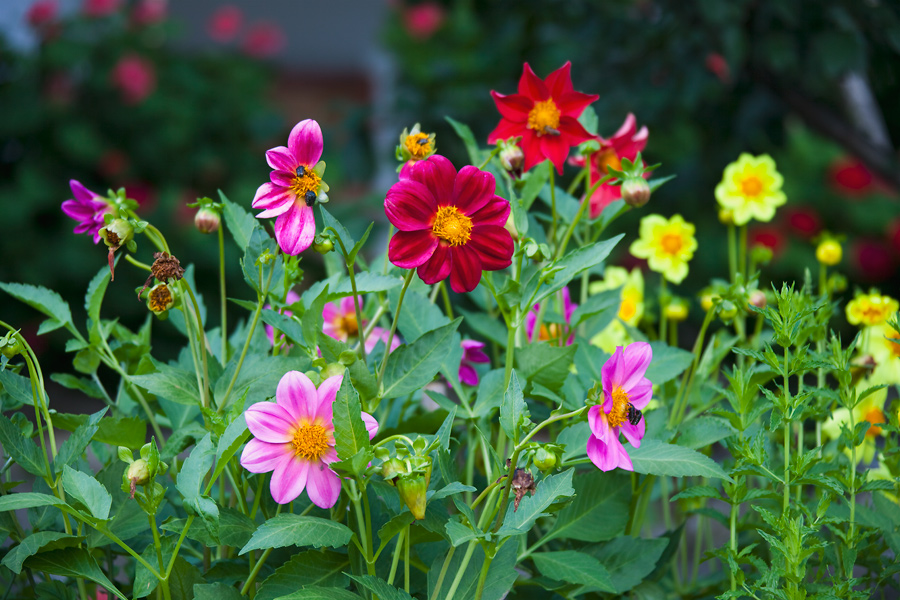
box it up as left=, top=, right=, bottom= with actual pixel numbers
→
left=487, top=119, right=526, bottom=145
left=610, top=113, right=637, bottom=142
left=543, top=61, right=573, bottom=98
left=252, top=182, right=293, bottom=214
left=274, top=204, right=316, bottom=256
left=389, top=229, right=438, bottom=269
left=287, top=119, right=323, bottom=167
left=615, top=441, right=634, bottom=471
left=339, top=296, right=360, bottom=315
left=490, top=91, right=531, bottom=122
left=601, top=346, right=625, bottom=392
left=69, top=180, right=98, bottom=202
left=361, top=412, right=378, bottom=440
left=453, top=166, right=495, bottom=215
left=462, top=340, right=489, bottom=363
left=364, top=327, right=401, bottom=354
left=448, top=245, right=483, bottom=293
left=305, top=461, right=342, bottom=509
left=276, top=371, right=318, bottom=424
left=459, top=363, right=479, bottom=386
left=517, top=62, right=549, bottom=100
left=409, top=155, right=457, bottom=206
left=469, top=197, right=510, bottom=227
left=619, top=342, right=653, bottom=390
left=315, top=375, right=342, bottom=424
left=587, top=435, right=618, bottom=472
left=468, top=225, right=513, bottom=271
left=270, top=454, right=310, bottom=504
left=588, top=184, right=620, bottom=219
left=385, top=179, right=438, bottom=230
left=620, top=419, right=646, bottom=448
left=245, top=402, right=295, bottom=443
left=417, top=243, right=451, bottom=284
left=525, top=309, right=537, bottom=342
left=628, top=379, right=653, bottom=410
left=241, top=439, right=291, bottom=473
left=270, top=170, right=295, bottom=187
left=588, top=405, right=611, bottom=442
left=266, top=146, right=295, bottom=171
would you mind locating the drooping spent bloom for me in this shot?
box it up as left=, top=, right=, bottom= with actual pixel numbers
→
left=252, top=119, right=330, bottom=256
left=570, top=114, right=648, bottom=218
left=208, top=5, right=242, bottom=42
left=241, top=371, right=378, bottom=507
left=397, top=123, right=436, bottom=175
left=61, top=180, right=113, bottom=244
left=715, top=154, right=786, bottom=226
left=322, top=296, right=401, bottom=354
left=846, top=292, right=898, bottom=328
left=458, top=340, right=490, bottom=386
left=587, top=342, right=653, bottom=472
left=629, top=214, right=697, bottom=285
left=488, top=62, right=598, bottom=174
left=526, top=287, right=576, bottom=344
left=110, top=54, right=156, bottom=104
left=265, top=290, right=301, bottom=345
left=385, top=155, right=513, bottom=293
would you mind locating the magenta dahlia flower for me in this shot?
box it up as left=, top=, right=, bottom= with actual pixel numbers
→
left=322, top=297, right=401, bottom=354
left=487, top=62, right=598, bottom=174
left=61, top=180, right=113, bottom=244
left=458, top=339, right=490, bottom=386
left=587, top=342, right=652, bottom=472
left=241, top=371, right=377, bottom=507
left=385, top=155, right=514, bottom=293
left=252, top=119, right=330, bottom=256
left=526, top=287, right=576, bottom=344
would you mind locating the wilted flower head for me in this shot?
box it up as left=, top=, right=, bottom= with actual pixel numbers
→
left=61, top=180, right=113, bottom=244
left=147, top=283, right=175, bottom=314
left=241, top=372, right=378, bottom=507
left=715, top=154, right=786, bottom=226
left=629, top=214, right=697, bottom=285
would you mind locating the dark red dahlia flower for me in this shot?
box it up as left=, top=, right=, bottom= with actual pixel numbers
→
left=385, top=155, right=514, bottom=293
left=487, top=62, right=598, bottom=174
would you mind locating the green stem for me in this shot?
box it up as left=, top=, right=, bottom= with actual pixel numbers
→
left=125, top=254, right=152, bottom=272
left=375, top=269, right=415, bottom=396
left=477, top=146, right=502, bottom=170
left=783, top=346, right=791, bottom=515
left=331, top=231, right=368, bottom=363
left=387, top=528, right=405, bottom=586
left=669, top=307, right=715, bottom=429
left=474, top=552, right=494, bottom=600
left=440, top=280, right=454, bottom=320
left=738, top=224, right=747, bottom=279
left=218, top=223, right=228, bottom=364
left=404, top=523, right=410, bottom=593
left=240, top=548, right=272, bottom=596
left=552, top=177, right=608, bottom=261
left=429, top=545, right=456, bottom=600
left=727, top=223, right=736, bottom=283
left=444, top=541, right=477, bottom=600
left=149, top=515, right=171, bottom=600
left=659, top=276, right=668, bottom=341
left=730, top=501, right=738, bottom=591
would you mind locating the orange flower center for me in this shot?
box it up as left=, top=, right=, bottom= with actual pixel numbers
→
left=595, top=148, right=622, bottom=174
left=864, top=408, right=886, bottom=437
left=660, top=233, right=683, bottom=255
left=527, top=99, right=561, bottom=136
left=404, top=132, right=432, bottom=160
left=290, top=167, right=321, bottom=199
left=432, top=205, right=473, bottom=247
left=885, top=332, right=900, bottom=358
left=338, top=312, right=359, bottom=338
left=292, top=423, right=329, bottom=461
left=607, top=387, right=630, bottom=429
left=619, top=296, right=637, bottom=322
left=538, top=323, right=561, bottom=342
left=741, top=175, right=763, bottom=198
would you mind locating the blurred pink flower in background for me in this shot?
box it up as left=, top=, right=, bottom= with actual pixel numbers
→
left=83, top=0, right=121, bottom=18
left=458, top=340, right=489, bottom=386
left=852, top=239, right=895, bottom=282
left=402, top=2, right=445, bottom=40
left=748, top=226, right=786, bottom=259
left=110, top=54, right=156, bottom=104
left=266, top=290, right=301, bottom=345
left=829, top=157, right=873, bottom=197
left=97, top=150, right=128, bottom=178
left=27, top=0, right=57, bottom=27
left=208, top=5, right=243, bottom=42
left=44, top=72, right=75, bottom=106
left=783, top=206, right=821, bottom=239
left=242, top=21, right=286, bottom=57
left=132, top=0, right=167, bottom=26
left=705, top=53, right=730, bottom=83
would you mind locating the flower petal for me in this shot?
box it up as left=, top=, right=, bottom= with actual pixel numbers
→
left=409, top=155, right=457, bottom=206
left=69, top=180, right=98, bottom=202
left=615, top=440, right=634, bottom=471
left=587, top=434, right=618, bottom=472
left=385, top=179, right=437, bottom=230
left=270, top=454, right=309, bottom=504
left=487, top=119, right=526, bottom=145
left=315, top=375, right=343, bottom=424
left=540, top=135, right=572, bottom=175
left=245, top=402, right=295, bottom=443
left=361, top=412, right=378, bottom=440
left=453, top=166, right=495, bottom=215
left=469, top=197, right=510, bottom=227
left=276, top=370, right=319, bottom=424
left=389, top=229, right=438, bottom=269
left=417, top=243, right=451, bottom=284
left=448, top=244, right=483, bottom=293
left=490, top=91, right=531, bottom=122
left=620, top=342, right=653, bottom=390
left=543, top=61, right=573, bottom=98
left=241, top=439, right=290, bottom=473
left=588, top=404, right=610, bottom=442
left=517, top=62, right=549, bottom=100
left=305, top=461, right=342, bottom=509
left=274, top=204, right=316, bottom=256
left=253, top=182, right=293, bottom=212
left=620, top=418, right=646, bottom=448
left=459, top=363, right=479, bottom=386
left=520, top=131, right=547, bottom=173
left=468, top=225, right=513, bottom=271
left=627, top=379, right=653, bottom=411
left=266, top=146, right=295, bottom=171
left=287, top=119, right=323, bottom=167
left=555, top=90, right=599, bottom=118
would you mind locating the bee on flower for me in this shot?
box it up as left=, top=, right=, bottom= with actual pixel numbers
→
left=396, top=123, right=436, bottom=174
left=629, top=214, right=697, bottom=285
left=715, top=154, right=786, bottom=226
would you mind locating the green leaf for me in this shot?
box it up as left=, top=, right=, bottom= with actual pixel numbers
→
left=176, top=434, right=219, bottom=537
left=50, top=412, right=146, bottom=449
left=260, top=309, right=306, bottom=346
left=445, top=116, right=482, bottom=166
left=349, top=575, right=415, bottom=600
left=427, top=539, right=517, bottom=600
left=0, top=492, right=63, bottom=511
left=319, top=205, right=355, bottom=255
left=591, top=536, right=668, bottom=593
left=382, top=318, right=461, bottom=399
left=302, top=287, right=330, bottom=358
left=193, top=583, right=243, bottom=600
left=272, top=588, right=362, bottom=600
left=255, top=550, right=350, bottom=600
left=62, top=465, right=111, bottom=521
left=629, top=439, right=733, bottom=481
left=544, top=470, right=630, bottom=543
left=331, top=273, right=403, bottom=299
left=0, top=368, right=35, bottom=407
left=529, top=235, right=623, bottom=307
left=130, top=357, right=201, bottom=406
left=56, top=408, right=107, bottom=469
left=332, top=375, right=370, bottom=464
left=26, top=548, right=127, bottom=600
left=533, top=551, right=615, bottom=592
left=644, top=342, right=692, bottom=385
left=497, top=469, right=575, bottom=538
left=214, top=354, right=311, bottom=410
left=221, top=191, right=262, bottom=251
left=519, top=166, right=549, bottom=210
left=1, top=531, right=79, bottom=574
left=445, top=519, right=480, bottom=546
left=500, top=370, right=528, bottom=443
left=677, top=416, right=736, bottom=449
left=347, top=222, right=374, bottom=266
left=670, top=485, right=723, bottom=502
left=84, top=265, right=111, bottom=327
left=516, top=342, right=576, bottom=393
left=49, top=373, right=104, bottom=401
left=377, top=513, right=416, bottom=549
left=218, top=507, right=257, bottom=547
left=212, top=415, right=249, bottom=487
left=0, top=413, right=47, bottom=477
left=473, top=368, right=506, bottom=414
left=239, top=514, right=353, bottom=555
left=0, top=282, right=73, bottom=334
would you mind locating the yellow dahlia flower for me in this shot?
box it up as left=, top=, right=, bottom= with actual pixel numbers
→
left=589, top=266, right=645, bottom=326
left=715, top=154, right=786, bottom=226
left=822, top=379, right=888, bottom=465
left=629, top=214, right=697, bottom=284
left=846, top=292, right=898, bottom=327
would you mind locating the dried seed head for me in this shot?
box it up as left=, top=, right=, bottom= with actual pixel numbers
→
left=151, top=252, right=185, bottom=283
left=148, top=283, right=175, bottom=314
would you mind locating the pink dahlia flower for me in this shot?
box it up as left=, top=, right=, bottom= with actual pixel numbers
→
left=322, top=297, right=401, bottom=354
left=526, top=287, right=576, bottom=344
left=570, top=114, right=648, bottom=218
left=458, top=339, right=489, bottom=386
left=385, top=155, right=514, bottom=293
left=27, top=0, right=58, bottom=27
left=364, top=327, right=402, bottom=355
left=61, top=180, right=113, bottom=244
left=241, top=371, right=378, bottom=507
left=587, top=342, right=652, bottom=472
left=488, top=62, right=598, bottom=174
left=252, top=119, right=329, bottom=256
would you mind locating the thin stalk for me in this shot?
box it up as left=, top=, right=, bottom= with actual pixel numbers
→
left=444, top=541, right=477, bottom=600
left=404, top=523, right=410, bottom=593
left=727, top=223, right=737, bottom=283
left=669, top=308, right=715, bottom=429
left=474, top=552, right=494, bottom=600
left=849, top=411, right=857, bottom=542
left=440, top=280, right=454, bottom=320
left=477, top=146, right=502, bottom=170
left=552, top=177, right=606, bottom=260
left=240, top=548, right=272, bottom=596
left=331, top=232, right=368, bottom=363
left=783, top=347, right=791, bottom=515
left=429, top=546, right=456, bottom=600
left=730, top=501, right=738, bottom=591
left=218, top=223, right=228, bottom=364
left=387, top=527, right=404, bottom=585
left=149, top=515, right=171, bottom=600
left=659, top=276, right=668, bottom=341
left=376, top=270, right=416, bottom=395
left=738, top=224, right=748, bottom=279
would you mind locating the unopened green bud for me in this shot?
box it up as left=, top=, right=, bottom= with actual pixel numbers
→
left=621, top=177, right=650, bottom=208
left=0, top=332, right=21, bottom=359
left=499, top=143, right=524, bottom=178
left=381, top=458, right=406, bottom=482
left=396, top=473, right=428, bottom=520
left=313, top=236, right=334, bottom=254
left=533, top=447, right=557, bottom=472
left=127, top=459, right=150, bottom=486
left=320, top=362, right=345, bottom=380
left=718, top=300, right=738, bottom=321
left=117, top=447, right=134, bottom=464
left=194, top=207, right=220, bottom=234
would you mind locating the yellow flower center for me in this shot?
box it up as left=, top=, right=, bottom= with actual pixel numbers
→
left=338, top=312, right=359, bottom=338
left=148, top=285, right=173, bottom=313
left=292, top=423, right=330, bottom=461
left=607, top=387, right=630, bottom=429
left=290, top=168, right=321, bottom=199
left=660, top=232, right=684, bottom=255
left=537, top=323, right=561, bottom=342
left=885, top=332, right=900, bottom=359
left=404, top=132, right=432, bottom=160
left=619, top=296, right=637, bottom=322
left=740, top=175, right=763, bottom=198
left=595, top=148, right=622, bottom=174
left=864, top=408, right=885, bottom=437
left=432, top=205, right=473, bottom=247
left=527, top=99, right=561, bottom=136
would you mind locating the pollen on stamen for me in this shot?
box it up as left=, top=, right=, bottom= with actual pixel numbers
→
left=292, top=423, right=330, bottom=461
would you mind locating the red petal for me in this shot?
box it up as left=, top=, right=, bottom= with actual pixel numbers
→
left=520, top=131, right=547, bottom=173
left=555, top=90, right=599, bottom=118
left=385, top=179, right=437, bottom=230
left=469, top=225, right=513, bottom=271
left=448, top=245, right=483, bottom=293
left=490, top=91, right=531, bottom=122
left=544, top=61, right=574, bottom=97
left=388, top=229, right=438, bottom=268
left=469, top=197, right=510, bottom=227
left=409, top=155, right=457, bottom=206
left=417, top=243, right=451, bottom=284
left=453, top=166, right=495, bottom=215
left=540, top=137, right=571, bottom=174
left=517, top=62, right=549, bottom=100
left=557, top=116, right=595, bottom=146
left=487, top=119, right=527, bottom=145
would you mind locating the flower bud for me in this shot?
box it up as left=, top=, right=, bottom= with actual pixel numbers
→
left=320, top=362, right=345, bottom=380
left=700, top=291, right=717, bottom=312
left=381, top=458, right=406, bottom=482
left=718, top=208, right=734, bottom=225
left=533, top=447, right=557, bottom=472
left=313, top=236, right=334, bottom=254
left=147, top=283, right=176, bottom=314
left=748, top=290, right=767, bottom=309
left=828, top=273, right=847, bottom=294
left=718, top=300, right=738, bottom=320
left=621, top=177, right=650, bottom=208
left=504, top=213, right=519, bottom=241
left=396, top=473, right=428, bottom=520
left=0, top=332, right=21, bottom=359
left=100, top=218, right=133, bottom=249
left=751, top=244, right=773, bottom=265
left=664, top=299, right=689, bottom=322
left=499, top=144, right=524, bottom=178
left=194, top=207, right=220, bottom=234
left=125, top=458, right=150, bottom=498
left=816, top=239, right=842, bottom=266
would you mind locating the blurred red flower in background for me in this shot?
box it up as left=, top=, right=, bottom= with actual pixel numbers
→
left=110, top=54, right=156, bottom=104
left=888, top=220, right=900, bottom=256
left=208, top=5, right=243, bottom=42
left=829, top=157, right=873, bottom=197
left=402, top=2, right=445, bottom=40
left=83, top=0, right=121, bottom=18
left=705, top=53, right=730, bottom=83
left=132, top=0, right=167, bottom=26
left=97, top=150, right=128, bottom=178
left=783, top=206, right=822, bottom=239
left=242, top=22, right=286, bottom=58
left=852, top=239, right=895, bottom=282
left=27, top=0, right=57, bottom=27
left=749, top=226, right=786, bottom=258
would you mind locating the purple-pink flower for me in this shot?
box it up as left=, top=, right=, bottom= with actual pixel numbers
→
left=252, top=119, right=329, bottom=256
left=61, top=180, right=113, bottom=244
left=526, top=287, right=576, bottom=344
left=587, top=342, right=652, bottom=472
left=322, top=297, right=401, bottom=354
left=241, top=371, right=378, bottom=507
left=458, top=340, right=489, bottom=386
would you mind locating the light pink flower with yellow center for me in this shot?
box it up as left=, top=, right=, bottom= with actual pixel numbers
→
left=321, top=297, right=401, bottom=354
left=241, top=371, right=377, bottom=507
